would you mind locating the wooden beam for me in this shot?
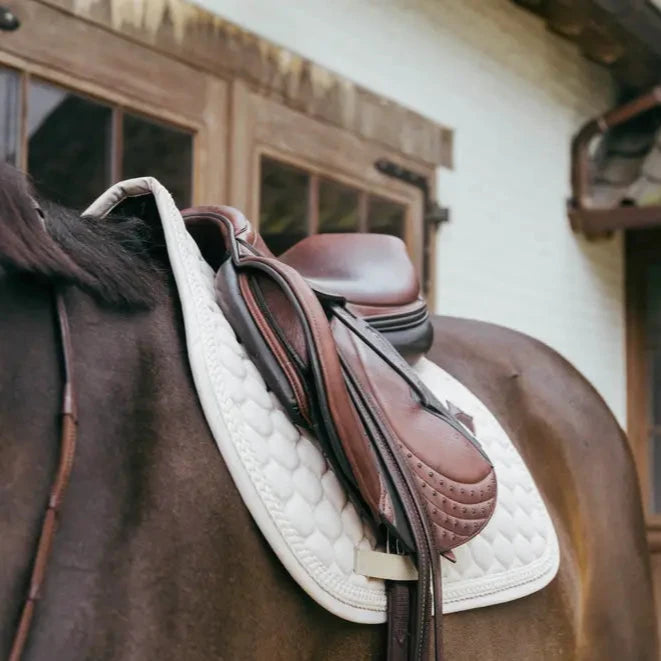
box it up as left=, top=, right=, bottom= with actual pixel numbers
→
left=2, top=0, right=210, bottom=128
left=33, top=0, right=453, bottom=169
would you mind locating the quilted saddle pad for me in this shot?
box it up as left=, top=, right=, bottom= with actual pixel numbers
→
left=85, top=178, right=560, bottom=624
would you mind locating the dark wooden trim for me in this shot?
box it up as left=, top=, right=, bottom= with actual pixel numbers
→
left=514, top=0, right=661, bottom=91
left=358, top=191, right=368, bottom=233
left=34, top=0, right=452, bottom=169
left=623, top=228, right=661, bottom=545
left=648, top=528, right=661, bottom=553
left=110, top=107, right=122, bottom=183
left=626, top=230, right=651, bottom=515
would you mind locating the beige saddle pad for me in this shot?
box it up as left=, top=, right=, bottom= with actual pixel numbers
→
left=85, top=177, right=560, bottom=624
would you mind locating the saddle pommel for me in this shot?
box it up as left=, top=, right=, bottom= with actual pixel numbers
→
left=184, top=205, right=275, bottom=263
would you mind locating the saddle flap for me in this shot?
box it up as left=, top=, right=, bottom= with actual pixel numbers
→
left=330, top=309, right=496, bottom=552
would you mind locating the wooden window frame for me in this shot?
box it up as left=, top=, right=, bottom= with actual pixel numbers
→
left=228, top=80, right=432, bottom=298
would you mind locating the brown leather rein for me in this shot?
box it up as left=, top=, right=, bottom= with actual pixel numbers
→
left=8, top=205, right=78, bottom=661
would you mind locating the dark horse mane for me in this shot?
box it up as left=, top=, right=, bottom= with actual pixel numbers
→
left=0, top=162, right=164, bottom=308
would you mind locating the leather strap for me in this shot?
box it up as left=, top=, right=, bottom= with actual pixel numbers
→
left=9, top=289, right=78, bottom=661
left=387, top=581, right=413, bottom=661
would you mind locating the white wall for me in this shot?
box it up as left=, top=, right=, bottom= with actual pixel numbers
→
left=195, top=0, right=624, bottom=422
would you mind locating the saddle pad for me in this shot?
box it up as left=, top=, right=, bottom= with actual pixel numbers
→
left=85, top=178, right=560, bottom=624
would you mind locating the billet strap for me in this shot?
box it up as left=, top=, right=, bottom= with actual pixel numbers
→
left=388, top=582, right=415, bottom=661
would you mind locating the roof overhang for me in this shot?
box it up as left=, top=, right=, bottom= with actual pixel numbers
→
left=514, top=0, right=661, bottom=91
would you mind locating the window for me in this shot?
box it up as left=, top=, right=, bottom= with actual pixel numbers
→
left=259, top=157, right=309, bottom=254
left=2, top=67, right=193, bottom=209
left=231, top=83, right=428, bottom=287
left=259, top=156, right=407, bottom=255
left=27, top=80, right=113, bottom=209
left=122, top=112, right=193, bottom=207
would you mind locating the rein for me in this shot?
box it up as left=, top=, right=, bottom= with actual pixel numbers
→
left=8, top=204, right=78, bottom=661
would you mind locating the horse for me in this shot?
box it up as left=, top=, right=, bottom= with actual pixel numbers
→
left=0, top=163, right=656, bottom=660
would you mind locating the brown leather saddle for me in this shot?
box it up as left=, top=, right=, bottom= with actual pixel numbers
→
left=182, top=205, right=497, bottom=661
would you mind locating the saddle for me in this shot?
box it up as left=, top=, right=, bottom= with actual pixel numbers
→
left=182, top=205, right=497, bottom=661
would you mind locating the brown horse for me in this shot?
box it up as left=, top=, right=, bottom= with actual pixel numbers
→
left=0, top=164, right=657, bottom=660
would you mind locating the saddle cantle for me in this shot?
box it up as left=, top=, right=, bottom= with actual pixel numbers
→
left=182, top=205, right=497, bottom=661
left=279, top=233, right=433, bottom=364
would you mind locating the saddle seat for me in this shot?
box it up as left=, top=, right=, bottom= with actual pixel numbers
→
left=279, top=234, right=432, bottom=361
left=279, top=232, right=418, bottom=307
left=187, top=205, right=432, bottom=362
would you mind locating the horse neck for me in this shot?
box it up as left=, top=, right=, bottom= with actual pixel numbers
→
left=0, top=275, right=63, bottom=653
left=1, top=274, right=216, bottom=657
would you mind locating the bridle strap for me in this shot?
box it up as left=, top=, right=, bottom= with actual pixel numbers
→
left=9, top=208, right=79, bottom=660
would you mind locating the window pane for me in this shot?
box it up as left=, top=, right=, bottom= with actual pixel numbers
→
left=0, top=67, right=20, bottom=165
left=122, top=113, right=192, bottom=208
left=368, top=196, right=406, bottom=238
left=318, top=178, right=359, bottom=234
left=259, top=157, right=309, bottom=255
left=28, top=80, right=111, bottom=209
